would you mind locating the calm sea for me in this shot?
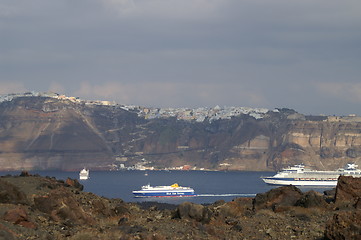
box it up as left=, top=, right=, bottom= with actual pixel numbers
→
left=0, top=170, right=333, bottom=205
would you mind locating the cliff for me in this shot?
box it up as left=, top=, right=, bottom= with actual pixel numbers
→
left=0, top=94, right=361, bottom=171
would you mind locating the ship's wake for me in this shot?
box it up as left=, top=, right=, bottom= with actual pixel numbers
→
left=196, top=193, right=256, bottom=197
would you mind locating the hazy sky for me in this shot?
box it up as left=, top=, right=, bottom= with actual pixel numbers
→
left=1, top=0, right=361, bottom=115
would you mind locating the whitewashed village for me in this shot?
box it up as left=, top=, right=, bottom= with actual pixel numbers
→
left=0, top=92, right=271, bottom=122
left=2, top=92, right=359, bottom=123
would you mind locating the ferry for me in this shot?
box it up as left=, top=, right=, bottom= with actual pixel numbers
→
left=262, top=163, right=361, bottom=186
left=132, top=183, right=195, bottom=197
left=79, top=168, right=89, bottom=180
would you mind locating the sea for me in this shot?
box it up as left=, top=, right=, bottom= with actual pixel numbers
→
left=0, top=170, right=334, bottom=205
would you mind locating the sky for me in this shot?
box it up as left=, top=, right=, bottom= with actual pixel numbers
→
left=1, top=0, right=361, bottom=116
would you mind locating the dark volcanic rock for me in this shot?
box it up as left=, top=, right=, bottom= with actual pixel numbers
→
left=114, top=202, right=131, bottom=215
left=19, top=171, right=30, bottom=177
left=65, top=178, right=84, bottom=191
left=173, top=202, right=212, bottom=223
left=335, top=176, right=361, bottom=209
left=324, top=176, right=361, bottom=239
left=324, top=188, right=336, bottom=203
left=215, top=197, right=253, bottom=219
left=355, top=198, right=361, bottom=209
left=324, top=210, right=361, bottom=240
left=253, top=185, right=303, bottom=211
left=1, top=173, right=359, bottom=240
left=90, top=198, right=115, bottom=217
left=295, top=190, right=328, bottom=208
left=33, top=187, right=95, bottom=225
left=0, top=179, right=28, bottom=205
left=3, top=207, right=37, bottom=229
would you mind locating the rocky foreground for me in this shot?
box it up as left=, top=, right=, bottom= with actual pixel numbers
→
left=0, top=173, right=361, bottom=239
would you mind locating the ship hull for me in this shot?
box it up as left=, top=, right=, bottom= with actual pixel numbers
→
left=79, top=176, right=88, bottom=180
left=133, top=190, right=196, bottom=197
left=262, top=177, right=337, bottom=186
left=133, top=183, right=195, bottom=197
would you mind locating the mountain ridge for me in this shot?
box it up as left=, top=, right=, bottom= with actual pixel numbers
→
left=0, top=92, right=360, bottom=171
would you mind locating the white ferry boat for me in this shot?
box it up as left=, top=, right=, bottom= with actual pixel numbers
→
left=262, top=163, right=361, bottom=186
left=79, top=168, right=89, bottom=180
left=132, top=183, right=195, bottom=197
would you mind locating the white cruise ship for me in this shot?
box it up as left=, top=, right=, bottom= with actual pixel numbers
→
left=262, top=163, right=361, bottom=186
left=79, top=168, right=89, bottom=180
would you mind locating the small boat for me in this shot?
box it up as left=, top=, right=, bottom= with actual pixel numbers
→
left=262, top=163, right=361, bottom=186
left=132, top=183, right=195, bottom=197
left=79, top=168, right=89, bottom=180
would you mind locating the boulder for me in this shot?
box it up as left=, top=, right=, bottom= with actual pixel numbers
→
left=324, top=188, right=336, bottom=203
left=173, top=202, right=212, bottom=223
left=253, top=185, right=303, bottom=211
left=33, top=188, right=95, bottom=225
left=114, top=202, right=131, bottom=215
left=215, top=197, right=253, bottom=219
left=3, top=207, right=37, bottom=229
left=19, top=171, right=31, bottom=177
left=324, top=210, right=361, bottom=240
left=65, top=178, right=84, bottom=191
left=295, top=190, right=328, bottom=208
left=90, top=198, right=115, bottom=217
left=334, top=176, right=361, bottom=209
left=355, top=198, right=361, bottom=209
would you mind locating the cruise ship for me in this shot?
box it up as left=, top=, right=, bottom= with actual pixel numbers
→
left=262, top=163, right=361, bottom=186
left=79, top=168, right=89, bottom=180
left=132, top=183, right=196, bottom=197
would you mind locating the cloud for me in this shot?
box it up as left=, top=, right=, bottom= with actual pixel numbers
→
left=1, top=0, right=361, bottom=115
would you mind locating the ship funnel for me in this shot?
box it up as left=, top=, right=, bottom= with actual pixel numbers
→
left=346, top=163, right=358, bottom=170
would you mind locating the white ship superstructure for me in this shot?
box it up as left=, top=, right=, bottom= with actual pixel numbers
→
left=79, top=168, right=89, bottom=180
left=262, top=163, right=361, bottom=186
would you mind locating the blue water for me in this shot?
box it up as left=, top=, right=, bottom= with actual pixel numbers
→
left=0, top=170, right=333, bottom=205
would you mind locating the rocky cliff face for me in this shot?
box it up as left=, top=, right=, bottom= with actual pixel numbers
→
left=0, top=96, right=361, bottom=171
left=0, top=97, right=115, bottom=170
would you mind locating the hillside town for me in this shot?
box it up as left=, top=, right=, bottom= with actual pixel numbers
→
left=2, top=92, right=360, bottom=123
left=0, top=92, right=271, bottom=122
